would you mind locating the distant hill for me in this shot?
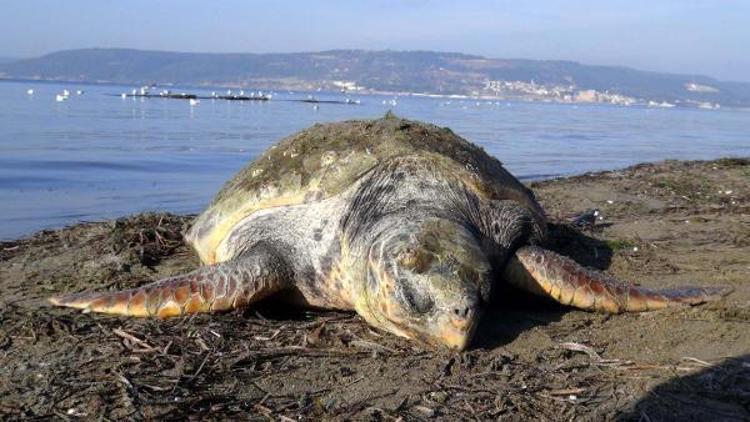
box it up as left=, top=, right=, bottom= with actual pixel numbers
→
left=2, top=48, right=749, bottom=107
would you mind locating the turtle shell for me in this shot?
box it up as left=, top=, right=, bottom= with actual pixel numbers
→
left=186, top=113, right=544, bottom=264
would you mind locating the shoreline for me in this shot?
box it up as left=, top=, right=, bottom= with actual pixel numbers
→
left=2, top=157, right=747, bottom=244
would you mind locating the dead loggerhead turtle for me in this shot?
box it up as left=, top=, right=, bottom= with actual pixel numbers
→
left=50, top=114, right=730, bottom=350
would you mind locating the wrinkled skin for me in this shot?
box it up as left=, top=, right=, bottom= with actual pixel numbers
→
left=363, top=218, right=492, bottom=349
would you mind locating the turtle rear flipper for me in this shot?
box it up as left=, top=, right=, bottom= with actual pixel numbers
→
left=49, top=244, right=291, bottom=317
left=503, top=245, right=732, bottom=313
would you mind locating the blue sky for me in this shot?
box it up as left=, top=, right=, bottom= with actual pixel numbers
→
left=3, top=0, right=749, bottom=81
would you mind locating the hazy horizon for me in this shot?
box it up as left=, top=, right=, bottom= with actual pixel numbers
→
left=3, top=1, right=749, bottom=82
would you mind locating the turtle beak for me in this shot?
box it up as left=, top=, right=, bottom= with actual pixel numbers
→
left=438, top=308, right=479, bottom=351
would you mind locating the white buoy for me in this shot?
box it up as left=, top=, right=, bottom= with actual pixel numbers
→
left=55, top=94, right=67, bottom=102
left=76, top=90, right=84, bottom=95
left=27, top=89, right=34, bottom=95
left=189, top=98, right=200, bottom=106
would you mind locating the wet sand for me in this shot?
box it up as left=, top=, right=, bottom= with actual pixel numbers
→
left=1, top=158, right=748, bottom=420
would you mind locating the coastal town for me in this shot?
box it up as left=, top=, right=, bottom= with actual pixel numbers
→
left=308, top=78, right=723, bottom=109
left=480, top=79, right=721, bottom=109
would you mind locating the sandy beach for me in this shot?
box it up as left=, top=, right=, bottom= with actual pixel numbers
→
left=1, top=157, right=748, bottom=420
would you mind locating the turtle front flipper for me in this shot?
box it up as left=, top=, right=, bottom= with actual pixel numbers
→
left=49, top=244, right=291, bottom=317
left=502, top=245, right=732, bottom=313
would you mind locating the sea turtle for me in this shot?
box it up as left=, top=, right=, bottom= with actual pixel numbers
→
left=49, top=113, right=730, bottom=350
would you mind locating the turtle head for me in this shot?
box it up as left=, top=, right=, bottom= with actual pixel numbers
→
left=362, top=219, right=491, bottom=350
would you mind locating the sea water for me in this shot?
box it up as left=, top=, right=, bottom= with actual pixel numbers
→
left=1, top=80, right=748, bottom=240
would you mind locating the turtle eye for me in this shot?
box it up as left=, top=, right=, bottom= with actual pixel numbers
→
left=398, top=279, right=434, bottom=314
left=396, top=247, right=432, bottom=274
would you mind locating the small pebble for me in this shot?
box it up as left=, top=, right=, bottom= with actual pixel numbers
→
left=606, top=200, right=614, bottom=204
left=66, top=408, right=86, bottom=417
left=633, top=247, right=639, bottom=252
left=568, top=395, right=577, bottom=401
left=414, top=405, right=435, bottom=417
left=429, top=391, right=449, bottom=403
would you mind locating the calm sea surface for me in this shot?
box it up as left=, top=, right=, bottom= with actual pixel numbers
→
left=1, top=80, right=749, bottom=240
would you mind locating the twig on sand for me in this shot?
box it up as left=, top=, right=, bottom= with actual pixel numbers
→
left=350, top=338, right=397, bottom=354
left=254, top=327, right=283, bottom=341
left=560, top=342, right=626, bottom=366
left=112, top=327, right=157, bottom=353
left=547, top=387, right=586, bottom=396
left=680, top=356, right=714, bottom=367
left=559, top=344, right=721, bottom=373
left=560, top=342, right=602, bottom=359
left=189, top=352, right=212, bottom=379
